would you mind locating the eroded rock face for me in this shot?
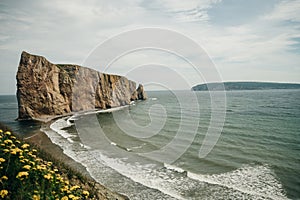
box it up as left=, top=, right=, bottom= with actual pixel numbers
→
left=16, top=51, right=146, bottom=120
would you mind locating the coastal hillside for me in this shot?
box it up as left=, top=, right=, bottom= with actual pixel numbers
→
left=17, top=51, right=147, bottom=121
left=192, top=82, right=300, bottom=91
left=0, top=123, right=128, bottom=200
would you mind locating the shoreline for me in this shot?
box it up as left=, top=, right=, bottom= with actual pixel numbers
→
left=25, top=118, right=129, bottom=200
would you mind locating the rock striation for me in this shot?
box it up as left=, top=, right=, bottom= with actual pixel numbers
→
left=16, top=51, right=147, bottom=121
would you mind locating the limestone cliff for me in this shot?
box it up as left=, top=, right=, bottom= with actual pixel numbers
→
left=16, top=51, right=146, bottom=121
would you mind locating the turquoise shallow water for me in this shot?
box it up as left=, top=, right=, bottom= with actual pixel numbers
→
left=1, top=89, right=299, bottom=199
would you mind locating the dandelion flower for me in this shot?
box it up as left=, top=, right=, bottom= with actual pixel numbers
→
left=61, top=196, right=69, bottom=200
left=70, top=185, right=80, bottom=191
left=4, top=131, right=11, bottom=135
left=61, top=185, right=69, bottom=192
left=82, top=190, right=89, bottom=197
left=4, top=139, right=12, bottom=144
left=0, top=190, right=8, bottom=198
left=37, top=164, right=46, bottom=170
left=33, top=194, right=40, bottom=200
left=3, top=149, right=9, bottom=153
left=44, top=173, right=52, bottom=180
left=0, top=129, right=3, bottom=133
left=21, top=143, right=30, bottom=149
left=68, top=194, right=79, bottom=199
left=23, top=165, right=31, bottom=170
left=16, top=171, right=29, bottom=179
left=10, top=148, right=20, bottom=155
left=0, top=158, right=5, bottom=163
left=1, top=176, right=8, bottom=181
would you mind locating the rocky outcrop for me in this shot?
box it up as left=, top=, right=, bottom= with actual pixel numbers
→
left=16, top=51, right=146, bottom=121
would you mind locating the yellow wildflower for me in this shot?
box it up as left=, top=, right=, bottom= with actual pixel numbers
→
left=65, top=180, right=69, bottom=185
left=21, top=143, right=30, bottom=149
left=4, top=139, right=12, bottom=144
left=1, top=176, right=8, bottom=181
left=10, top=148, right=21, bottom=155
left=4, top=131, right=11, bottom=135
left=44, top=173, right=52, bottom=180
left=16, top=171, right=29, bottom=179
left=3, top=149, right=9, bottom=153
left=0, top=158, right=5, bottom=163
left=0, top=143, right=5, bottom=147
left=82, top=190, right=89, bottom=196
left=61, top=196, right=68, bottom=200
left=0, top=129, right=2, bottom=133
left=37, top=164, right=46, bottom=170
left=23, top=165, right=31, bottom=170
left=61, top=185, right=69, bottom=192
left=0, top=190, right=8, bottom=198
left=70, top=185, right=80, bottom=191
left=32, top=149, right=37, bottom=152
left=68, top=194, right=79, bottom=199
left=31, top=154, right=37, bottom=158
left=33, top=194, right=40, bottom=200
left=10, top=136, right=16, bottom=139
left=16, top=140, right=21, bottom=144
left=47, top=161, right=53, bottom=166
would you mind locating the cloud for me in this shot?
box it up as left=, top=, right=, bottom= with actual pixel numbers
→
left=145, top=0, right=221, bottom=22
left=264, top=0, right=300, bottom=22
left=0, top=0, right=300, bottom=94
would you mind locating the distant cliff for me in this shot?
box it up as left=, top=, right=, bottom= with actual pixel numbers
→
left=17, top=51, right=147, bottom=121
left=192, top=82, right=300, bottom=91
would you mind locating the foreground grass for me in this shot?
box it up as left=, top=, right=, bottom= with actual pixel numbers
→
left=0, top=128, right=92, bottom=200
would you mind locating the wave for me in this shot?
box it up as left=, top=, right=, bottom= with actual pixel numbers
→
left=44, top=117, right=289, bottom=199
left=42, top=102, right=290, bottom=200
left=187, top=165, right=288, bottom=200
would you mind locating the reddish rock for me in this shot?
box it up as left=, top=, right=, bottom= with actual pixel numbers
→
left=16, top=51, right=146, bottom=120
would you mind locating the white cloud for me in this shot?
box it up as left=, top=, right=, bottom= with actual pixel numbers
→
left=264, top=0, right=300, bottom=22
left=0, top=0, right=300, bottom=93
left=146, top=0, right=221, bottom=22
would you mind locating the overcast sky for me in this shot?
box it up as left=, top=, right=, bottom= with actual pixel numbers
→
left=0, top=0, right=300, bottom=94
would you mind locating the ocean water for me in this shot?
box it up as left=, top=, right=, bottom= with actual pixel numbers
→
left=0, top=90, right=299, bottom=199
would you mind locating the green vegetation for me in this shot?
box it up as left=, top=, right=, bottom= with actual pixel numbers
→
left=0, top=128, right=92, bottom=200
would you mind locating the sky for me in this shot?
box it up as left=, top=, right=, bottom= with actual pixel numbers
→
left=0, top=0, right=300, bottom=94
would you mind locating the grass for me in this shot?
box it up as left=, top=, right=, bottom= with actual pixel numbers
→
left=0, top=126, right=95, bottom=200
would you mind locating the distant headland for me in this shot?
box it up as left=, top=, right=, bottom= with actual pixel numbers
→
left=16, top=51, right=147, bottom=121
left=192, top=82, right=300, bottom=91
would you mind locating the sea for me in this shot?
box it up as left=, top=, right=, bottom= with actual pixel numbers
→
left=0, top=89, right=299, bottom=200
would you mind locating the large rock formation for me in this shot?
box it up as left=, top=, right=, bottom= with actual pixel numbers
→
left=16, top=51, right=147, bottom=121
